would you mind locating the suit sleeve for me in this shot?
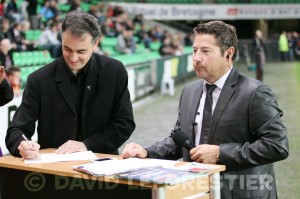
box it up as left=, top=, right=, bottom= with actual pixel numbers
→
left=219, top=85, right=289, bottom=170
left=0, top=79, right=14, bottom=106
left=145, top=88, right=185, bottom=160
left=82, top=63, right=135, bottom=153
left=5, top=75, right=39, bottom=156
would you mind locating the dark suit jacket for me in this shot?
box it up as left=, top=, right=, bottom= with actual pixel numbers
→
left=146, top=67, right=289, bottom=199
left=6, top=53, right=135, bottom=156
left=0, top=51, right=14, bottom=68
left=0, top=79, right=13, bottom=106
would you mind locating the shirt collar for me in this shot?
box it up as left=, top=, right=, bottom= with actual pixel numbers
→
left=65, top=60, right=90, bottom=79
left=204, top=67, right=232, bottom=90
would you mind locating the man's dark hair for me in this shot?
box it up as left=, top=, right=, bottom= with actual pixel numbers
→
left=62, top=11, right=101, bottom=44
left=49, top=21, right=59, bottom=29
left=193, top=21, right=238, bottom=61
left=6, top=66, right=20, bottom=77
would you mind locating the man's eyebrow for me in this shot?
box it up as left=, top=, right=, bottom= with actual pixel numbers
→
left=63, top=45, right=87, bottom=51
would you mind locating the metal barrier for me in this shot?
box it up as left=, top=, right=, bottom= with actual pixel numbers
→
left=237, top=39, right=281, bottom=63
left=14, top=40, right=281, bottom=102
left=126, top=53, right=195, bottom=100
left=127, top=39, right=282, bottom=100
left=127, top=61, right=157, bottom=101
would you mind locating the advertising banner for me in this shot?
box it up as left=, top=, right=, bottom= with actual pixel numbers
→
left=110, top=3, right=300, bottom=20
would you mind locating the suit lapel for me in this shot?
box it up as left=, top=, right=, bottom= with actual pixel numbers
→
left=82, top=56, right=98, bottom=119
left=189, top=81, right=203, bottom=141
left=208, top=68, right=239, bottom=143
left=56, top=59, right=77, bottom=115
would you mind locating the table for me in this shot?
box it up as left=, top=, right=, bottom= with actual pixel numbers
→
left=0, top=149, right=225, bottom=199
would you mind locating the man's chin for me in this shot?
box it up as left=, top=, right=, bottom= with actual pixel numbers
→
left=195, top=71, right=206, bottom=79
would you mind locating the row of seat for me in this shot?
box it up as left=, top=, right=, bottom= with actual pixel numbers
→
left=15, top=46, right=192, bottom=87
left=24, top=30, right=42, bottom=42
left=56, top=0, right=298, bottom=4
left=251, top=0, right=298, bottom=2
left=217, top=0, right=298, bottom=3
left=113, top=51, right=161, bottom=66
left=110, top=0, right=203, bottom=3
left=58, top=2, right=91, bottom=13
left=12, top=50, right=53, bottom=67
left=112, top=46, right=192, bottom=66
left=20, top=65, right=43, bottom=84
left=102, top=36, right=161, bottom=58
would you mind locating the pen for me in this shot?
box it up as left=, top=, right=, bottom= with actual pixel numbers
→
left=22, top=134, right=33, bottom=147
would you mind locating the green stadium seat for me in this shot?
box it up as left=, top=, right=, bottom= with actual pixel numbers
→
left=20, top=65, right=43, bottom=84
left=25, top=30, right=34, bottom=41
left=91, top=0, right=100, bottom=5
left=102, top=37, right=118, bottom=46
left=150, top=42, right=161, bottom=51
left=12, top=52, right=23, bottom=67
left=12, top=52, right=28, bottom=67
left=58, top=4, right=71, bottom=12
left=80, top=2, right=90, bottom=12
left=183, top=46, right=193, bottom=54
left=40, top=50, right=53, bottom=65
left=20, top=67, right=30, bottom=83
left=33, top=30, right=42, bottom=40
left=26, top=30, right=42, bottom=41
left=23, top=51, right=34, bottom=66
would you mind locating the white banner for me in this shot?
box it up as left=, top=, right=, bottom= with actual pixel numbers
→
left=0, top=96, right=37, bottom=155
left=109, top=3, right=300, bottom=20
left=0, top=96, right=22, bottom=155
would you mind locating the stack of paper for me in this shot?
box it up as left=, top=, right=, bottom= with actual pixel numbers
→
left=24, top=151, right=98, bottom=164
left=114, top=166, right=207, bottom=185
left=113, top=161, right=217, bottom=185
left=73, top=158, right=164, bottom=176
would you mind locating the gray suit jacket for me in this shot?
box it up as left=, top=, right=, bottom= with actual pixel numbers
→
left=146, top=67, right=289, bottom=199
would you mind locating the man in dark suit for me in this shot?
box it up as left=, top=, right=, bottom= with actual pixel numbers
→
left=253, top=29, right=265, bottom=81
left=122, top=21, right=288, bottom=199
left=0, top=66, right=13, bottom=106
left=0, top=39, right=14, bottom=70
left=6, top=11, right=135, bottom=159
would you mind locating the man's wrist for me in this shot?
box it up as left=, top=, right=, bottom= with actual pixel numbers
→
left=144, top=148, right=149, bottom=158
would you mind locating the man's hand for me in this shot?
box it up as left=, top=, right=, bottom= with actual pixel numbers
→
left=121, top=142, right=148, bottom=159
left=190, top=144, right=220, bottom=164
left=55, top=140, right=87, bottom=154
left=18, top=141, right=40, bottom=159
left=0, top=66, right=5, bottom=84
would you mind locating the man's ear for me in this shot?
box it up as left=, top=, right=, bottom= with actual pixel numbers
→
left=226, top=54, right=230, bottom=60
left=226, top=47, right=235, bottom=60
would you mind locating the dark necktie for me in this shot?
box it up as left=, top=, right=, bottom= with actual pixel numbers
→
left=199, top=84, right=217, bottom=144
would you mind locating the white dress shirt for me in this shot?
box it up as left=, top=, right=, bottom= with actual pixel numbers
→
left=194, top=68, right=232, bottom=145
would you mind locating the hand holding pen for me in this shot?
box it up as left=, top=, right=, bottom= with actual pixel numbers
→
left=17, top=134, right=40, bottom=159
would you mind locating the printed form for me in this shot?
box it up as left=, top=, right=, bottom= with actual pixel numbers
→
left=24, top=151, right=98, bottom=164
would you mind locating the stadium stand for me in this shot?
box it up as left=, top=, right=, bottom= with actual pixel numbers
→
left=3, top=0, right=298, bottom=100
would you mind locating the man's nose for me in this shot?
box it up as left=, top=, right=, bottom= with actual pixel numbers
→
left=193, top=52, right=203, bottom=62
left=70, top=53, right=78, bottom=62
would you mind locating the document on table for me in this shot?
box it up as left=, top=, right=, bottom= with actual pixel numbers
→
left=24, top=151, right=98, bottom=164
left=73, top=158, right=165, bottom=176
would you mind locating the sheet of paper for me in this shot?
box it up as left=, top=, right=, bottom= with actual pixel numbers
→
left=174, top=162, right=220, bottom=171
left=145, top=158, right=179, bottom=168
left=24, top=151, right=98, bottom=164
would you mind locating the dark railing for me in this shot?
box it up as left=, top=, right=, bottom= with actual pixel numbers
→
left=237, top=39, right=280, bottom=63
